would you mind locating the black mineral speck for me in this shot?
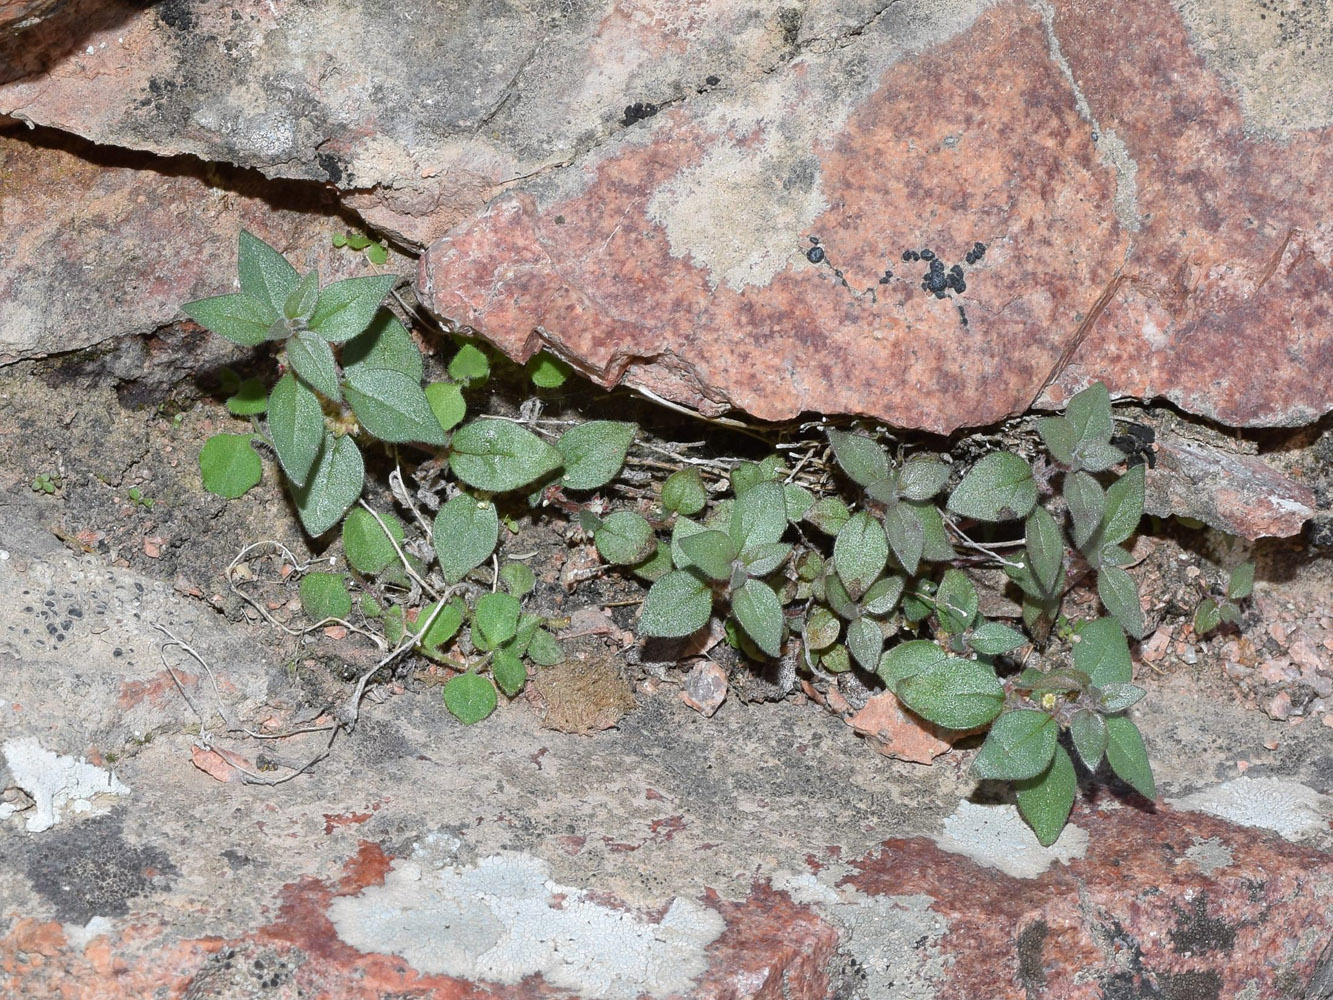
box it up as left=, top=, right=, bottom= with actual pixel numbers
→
left=806, top=246, right=826, bottom=264
left=902, top=249, right=919, bottom=262
left=622, top=101, right=659, bottom=126
left=919, top=249, right=935, bottom=261
left=705, top=75, right=720, bottom=86
left=316, top=153, right=343, bottom=185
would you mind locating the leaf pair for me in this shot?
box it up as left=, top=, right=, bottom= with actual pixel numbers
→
left=1036, top=382, right=1124, bottom=473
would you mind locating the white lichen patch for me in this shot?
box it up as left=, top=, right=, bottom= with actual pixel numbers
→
left=1169, top=777, right=1329, bottom=840
left=327, top=851, right=725, bottom=1000
left=935, top=801, right=1089, bottom=877
left=1182, top=836, right=1234, bottom=875
left=0, top=737, right=130, bottom=833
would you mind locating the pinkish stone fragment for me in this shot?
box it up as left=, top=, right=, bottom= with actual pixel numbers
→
left=680, top=661, right=727, bottom=717
left=846, top=691, right=955, bottom=764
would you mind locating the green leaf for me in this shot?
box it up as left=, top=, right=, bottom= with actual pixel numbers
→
left=822, top=571, right=858, bottom=620
left=343, top=367, right=448, bottom=445
left=845, top=617, right=883, bottom=670
left=1064, top=472, right=1106, bottom=552
left=182, top=293, right=275, bottom=347
left=731, top=579, right=784, bottom=657
left=499, top=561, right=536, bottom=598
left=862, top=474, right=899, bottom=506
left=443, top=673, right=498, bottom=725
left=1025, top=506, right=1064, bottom=595
left=267, top=373, right=325, bottom=488
left=783, top=483, right=816, bottom=521
left=415, top=599, right=466, bottom=657
left=198, top=434, right=262, bottom=499
left=225, top=377, right=269, bottom=416
left=287, top=331, right=342, bottom=401
left=293, top=433, right=365, bottom=536
left=1070, top=709, right=1108, bottom=771
left=910, top=500, right=958, bottom=561
left=877, top=639, right=951, bottom=687
left=834, top=512, right=888, bottom=600
left=1193, top=598, right=1222, bottom=636
left=425, top=381, right=466, bottom=432
left=679, top=529, right=736, bottom=581
left=1065, top=382, right=1114, bottom=454
left=1100, top=465, right=1144, bottom=547
left=662, top=468, right=707, bottom=516
left=1037, top=416, right=1076, bottom=466
left=1227, top=561, right=1255, bottom=600
left=803, top=606, right=841, bottom=650
left=342, top=506, right=406, bottom=575
left=896, top=658, right=1005, bottom=730
left=492, top=648, right=528, bottom=697
left=670, top=516, right=707, bottom=569
left=526, top=628, right=564, bottom=666
left=639, top=570, right=713, bottom=638
left=1076, top=441, right=1126, bottom=473
left=883, top=502, right=925, bottom=576
left=1097, top=564, right=1145, bottom=638
left=474, top=592, right=521, bottom=648
left=283, top=270, right=319, bottom=321
left=1015, top=667, right=1087, bottom=695
left=934, top=568, right=979, bottom=634
left=968, top=622, right=1027, bottom=655
left=1097, top=682, right=1147, bottom=713
left=1105, top=715, right=1156, bottom=799
left=383, top=605, right=405, bottom=645
left=528, top=352, right=571, bottom=388
left=342, top=311, right=424, bottom=383
left=729, top=480, right=787, bottom=551
left=308, top=273, right=399, bottom=342
left=820, top=644, right=851, bottom=674
left=449, top=342, right=491, bottom=384
left=947, top=452, right=1036, bottom=522
left=432, top=493, right=499, bottom=583
left=971, top=709, right=1058, bottom=780
left=730, top=460, right=768, bottom=497
left=594, top=511, right=656, bottom=565
left=901, top=580, right=937, bottom=624
left=449, top=419, right=563, bottom=492
left=238, top=229, right=300, bottom=318
left=298, top=572, right=350, bottom=622
left=795, top=550, right=826, bottom=582
left=366, top=243, right=388, bottom=266
left=556, top=421, right=636, bottom=490
left=738, top=541, right=792, bottom=578
left=804, top=496, right=851, bottom=535
left=898, top=458, right=951, bottom=501
left=1072, top=617, right=1132, bottom=685
left=1015, top=745, right=1077, bottom=846
left=827, top=430, right=890, bottom=488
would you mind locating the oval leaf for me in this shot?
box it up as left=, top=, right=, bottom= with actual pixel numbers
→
left=845, top=617, right=883, bottom=671
left=1105, top=715, right=1156, bottom=799
left=729, top=480, right=788, bottom=550
left=731, top=579, right=784, bottom=658
left=293, top=434, right=365, bottom=536
left=344, top=367, right=447, bottom=445
left=594, top=511, right=656, bottom=565
left=299, top=572, right=351, bottom=622
left=1100, top=465, right=1145, bottom=547
left=432, top=493, right=499, bottom=583
left=181, top=292, right=275, bottom=347
left=971, top=709, right=1058, bottom=781
left=1072, top=617, right=1132, bottom=685
left=968, top=621, right=1028, bottom=655
left=287, top=330, right=342, bottom=401
left=556, top=421, right=637, bottom=491
left=425, top=381, right=466, bottom=432
left=834, top=512, right=888, bottom=600
left=1070, top=709, right=1108, bottom=771
left=1015, top=745, right=1077, bottom=846
left=1097, top=565, right=1146, bottom=639
left=308, top=273, right=399, bottom=342
left=1064, top=471, right=1106, bottom=552
left=934, top=568, right=979, bottom=634
left=267, top=373, right=324, bottom=488
left=827, top=430, right=890, bottom=487
left=492, top=649, right=528, bottom=697
left=1025, top=506, right=1064, bottom=595
left=896, top=658, right=1005, bottom=730
left=443, top=673, right=498, bottom=725
left=238, top=229, right=300, bottom=317
left=415, top=598, right=466, bottom=657
left=342, top=506, right=406, bottom=575
left=882, top=502, right=925, bottom=577
left=474, top=592, right=521, bottom=649
left=198, top=433, right=262, bottom=499
left=947, top=451, right=1037, bottom=522
left=679, top=530, right=737, bottom=581
left=449, top=419, right=563, bottom=493
left=639, top=570, right=713, bottom=639
left=898, top=458, right=951, bottom=501
left=662, top=468, right=707, bottom=516
left=342, top=311, right=424, bottom=382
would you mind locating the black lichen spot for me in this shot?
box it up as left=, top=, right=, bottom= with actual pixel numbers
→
left=1158, top=969, right=1222, bottom=1000
left=1111, top=423, right=1156, bottom=468
left=919, top=249, right=935, bottom=261
left=705, top=75, right=721, bottom=86
left=1169, top=893, right=1236, bottom=955
left=22, top=814, right=178, bottom=923
left=957, top=304, right=969, bottom=327
left=316, top=153, right=343, bottom=185
left=902, top=249, right=919, bottom=262
left=157, top=0, right=196, bottom=32
left=622, top=102, right=659, bottom=126
left=806, top=246, right=826, bottom=264
left=1016, top=920, right=1048, bottom=990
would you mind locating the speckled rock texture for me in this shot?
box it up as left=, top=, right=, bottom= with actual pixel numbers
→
left=0, top=1, right=1330, bottom=432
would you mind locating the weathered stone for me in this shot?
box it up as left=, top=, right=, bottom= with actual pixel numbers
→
left=0, top=0, right=64, bottom=34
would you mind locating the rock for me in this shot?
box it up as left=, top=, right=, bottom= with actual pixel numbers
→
left=679, top=661, right=727, bottom=717
left=845, top=690, right=954, bottom=764
left=0, top=0, right=64, bottom=36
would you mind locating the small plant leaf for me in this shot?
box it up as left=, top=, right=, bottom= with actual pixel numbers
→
left=662, top=468, right=708, bottom=516
left=443, top=673, right=497, bottom=725
left=1100, top=465, right=1145, bottom=547
left=342, top=506, right=406, bottom=575
left=639, top=570, right=713, bottom=638
left=1065, top=382, right=1114, bottom=455
left=1193, top=598, right=1222, bottom=637
left=883, top=502, right=925, bottom=576
left=896, top=657, right=1005, bottom=730
left=821, top=644, right=852, bottom=673
left=845, top=617, right=883, bottom=670
left=342, top=311, right=424, bottom=383
left=947, top=451, right=1037, bottom=522
left=1037, top=416, right=1076, bottom=466
left=293, top=433, right=365, bottom=536
left=901, top=579, right=937, bottom=624
left=298, top=572, right=350, bottom=622
left=1097, top=682, right=1147, bottom=713
left=527, top=352, right=571, bottom=387
left=267, top=373, right=325, bottom=488
left=415, top=598, right=466, bottom=657
left=1227, top=561, right=1255, bottom=600
left=425, top=381, right=466, bottom=432
left=971, top=709, right=1058, bottom=781
left=225, top=377, right=269, bottom=416
left=492, top=648, right=528, bottom=697
left=861, top=574, right=905, bottom=616
left=968, top=621, right=1027, bottom=655
left=182, top=293, right=275, bottom=347
left=804, top=496, right=851, bottom=535
left=909, top=500, right=958, bottom=561
left=449, top=419, right=563, bottom=493
left=1064, top=471, right=1106, bottom=552
left=731, top=578, right=784, bottom=657
left=739, top=541, right=792, bottom=578
left=1025, top=506, right=1064, bottom=595
left=1070, top=709, right=1108, bottom=771
left=198, top=433, right=263, bottom=499
left=1072, top=617, right=1132, bottom=685
left=594, top=511, right=656, bottom=565
left=783, top=482, right=816, bottom=521
left=449, top=342, right=491, bottom=384
left=679, top=529, right=737, bottom=581
left=474, top=592, right=521, bottom=649
left=1097, top=564, right=1146, bottom=638
left=308, top=273, right=399, bottom=342
left=1105, top=715, right=1156, bottom=799
left=803, top=606, right=841, bottom=651
left=237, top=229, right=300, bottom=317
left=432, top=493, right=499, bottom=583
left=556, top=421, right=636, bottom=490
left=527, top=628, right=564, bottom=666
left=729, top=480, right=787, bottom=551
left=287, top=331, right=342, bottom=401
left=834, top=512, right=888, bottom=600
left=631, top=543, right=673, bottom=582
left=499, top=561, right=536, bottom=598
left=670, top=516, right=707, bottom=569
left=1015, top=745, right=1077, bottom=847
left=934, top=568, right=979, bottom=635
left=878, top=640, right=948, bottom=686
left=730, top=460, right=768, bottom=497
left=827, top=430, right=890, bottom=488
left=898, top=458, right=951, bottom=501
left=822, top=571, right=858, bottom=620
left=283, top=270, right=320, bottom=321
left=343, top=367, right=447, bottom=445
left=1076, top=441, right=1126, bottom=473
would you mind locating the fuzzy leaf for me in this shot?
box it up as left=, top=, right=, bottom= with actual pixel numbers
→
left=182, top=293, right=274, bottom=347
left=1037, top=416, right=1076, bottom=466
left=1015, top=745, right=1077, bottom=846
left=1070, top=709, right=1108, bottom=771
left=896, top=657, right=1004, bottom=730
left=293, top=433, right=365, bottom=536
left=1227, top=561, right=1255, bottom=600
left=299, top=572, right=350, bottom=622
left=661, top=468, right=707, bottom=516
left=909, top=500, right=958, bottom=561
left=1100, top=465, right=1145, bottom=547
left=898, top=458, right=951, bottom=501
left=739, top=541, right=792, bottom=578
left=878, top=640, right=951, bottom=687
left=448, top=342, right=490, bottom=383
left=198, top=434, right=262, bottom=499
left=729, top=480, right=787, bottom=551
left=283, top=270, right=319, bottom=321
left=474, top=592, right=521, bottom=649
left=679, top=530, right=737, bottom=581
left=1025, top=506, right=1065, bottom=595
left=1097, top=565, right=1146, bottom=639
left=527, top=352, right=570, bottom=388
left=861, top=574, right=905, bottom=616
left=225, top=377, right=269, bottom=416
left=731, top=578, right=784, bottom=657
left=492, top=649, right=528, bottom=697
left=971, top=709, right=1058, bottom=780
left=432, top=493, right=499, bottom=583
left=342, top=506, right=406, bottom=575
left=804, top=496, right=851, bottom=535
left=449, top=419, right=563, bottom=493
left=1072, top=617, right=1132, bottom=685
left=342, top=311, right=424, bottom=382
left=1105, top=716, right=1156, bottom=799
left=1065, top=382, right=1114, bottom=455
left=287, top=331, right=342, bottom=401
left=500, top=562, right=536, bottom=598
left=845, top=617, right=883, bottom=671
left=343, top=367, right=447, bottom=445
left=834, top=512, right=888, bottom=600
left=639, top=570, right=713, bottom=638
left=415, top=599, right=466, bottom=657
left=556, top=421, right=636, bottom=490
left=827, top=430, right=889, bottom=488
left=1193, top=598, right=1222, bottom=637
left=803, top=606, right=841, bottom=651
left=425, top=381, right=466, bottom=432
left=883, top=502, right=925, bottom=576
left=947, top=451, right=1036, bottom=522
left=267, top=373, right=324, bottom=488
left=783, top=483, right=816, bottom=521
left=968, top=622, right=1027, bottom=655
left=238, top=229, right=300, bottom=318
left=527, top=629, right=564, bottom=666
left=1098, top=682, right=1147, bottom=713
left=1064, top=471, right=1106, bottom=552
left=934, top=568, right=979, bottom=634
left=442, top=673, right=497, bottom=725
left=594, top=511, right=656, bottom=565
left=308, top=273, right=399, bottom=342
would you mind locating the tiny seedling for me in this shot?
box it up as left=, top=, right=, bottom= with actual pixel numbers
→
left=332, top=231, right=389, bottom=266
left=127, top=487, right=155, bottom=510
left=1193, top=561, right=1255, bottom=637
left=31, top=473, right=61, bottom=495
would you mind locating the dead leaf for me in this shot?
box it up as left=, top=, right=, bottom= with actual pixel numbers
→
left=191, top=745, right=253, bottom=783
left=846, top=691, right=956, bottom=764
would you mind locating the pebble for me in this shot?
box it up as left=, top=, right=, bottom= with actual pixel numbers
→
left=1264, top=691, right=1293, bottom=720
